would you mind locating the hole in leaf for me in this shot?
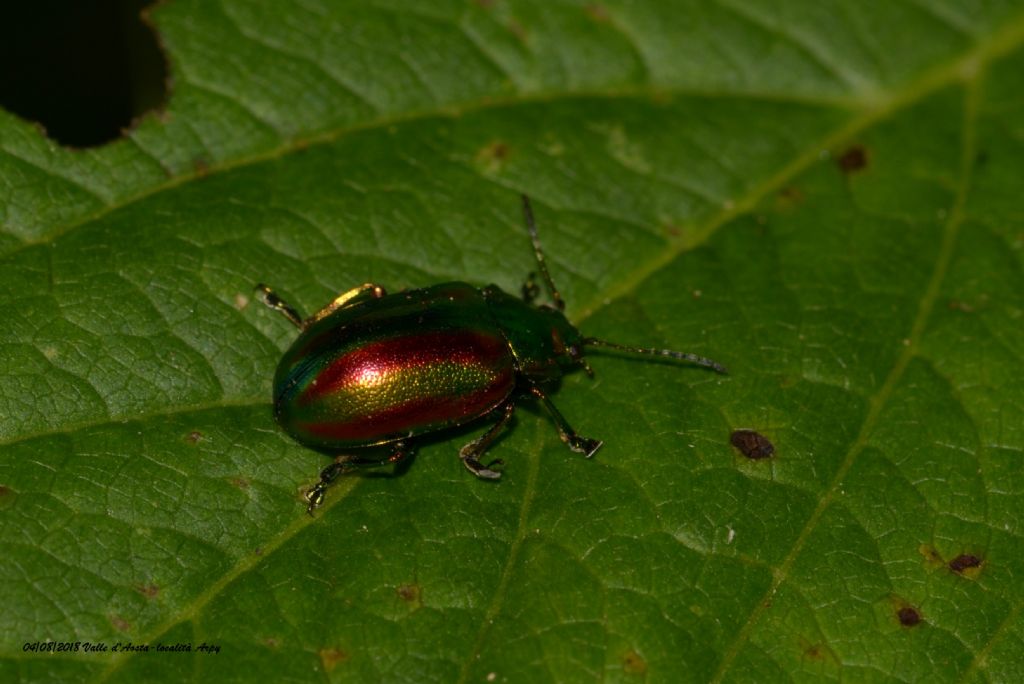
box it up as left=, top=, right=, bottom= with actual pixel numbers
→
left=730, top=429, right=775, bottom=460
left=0, top=0, right=168, bottom=147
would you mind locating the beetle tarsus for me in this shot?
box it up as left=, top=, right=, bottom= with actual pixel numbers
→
left=256, top=283, right=305, bottom=329
left=459, top=402, right=516, bottom=479
left=462, top=456, right=503, bottom=479
left=571, top=437, right=603, bottom=458
left=305, top=460, right=351, bottom=514
left=305, top=485, right=326, bottom=515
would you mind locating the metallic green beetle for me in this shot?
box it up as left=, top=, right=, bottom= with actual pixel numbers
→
left=258, top=196, right=726, bottom=512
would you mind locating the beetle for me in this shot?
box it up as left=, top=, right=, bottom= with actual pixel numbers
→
left=257, top=196, right=726, bottom=513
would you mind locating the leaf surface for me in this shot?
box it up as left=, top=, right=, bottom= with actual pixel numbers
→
left=2, top=1, right=1023, bottom=682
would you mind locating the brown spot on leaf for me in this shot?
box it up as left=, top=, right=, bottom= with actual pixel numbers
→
left=777, top=186, right=804, bottom=208
left=0, top=485, right=10, bottom=497
left=622, top=649, right=647, bottom=674
left=110, top=615, right=131, bottom=632
left=799, top=638, right=839, bottom=665
left=397, top=583, right=422, bottom=608
left=947, top=299, right=974, bottom=313
left=264, top=637, right=280, bottom=649
left=918, top=544, right=944, bottom=568
left=476, top=140, right=511, bottom=174
left=319, top=647, right=348, bottom=673
left=134, top=583, right=160, bottom=599
left=507, top=18, right=527, bottom=41
left=837, top=145, right=869, bottom=173
left=778, top=184, right=802, bottom=200
left=585, top=3, right=610, bottom=21
left=897, top=606, right=922, bottom=627
left=730, top=430, right=775, bottom=460
left=949, top=554, right=982, bottom=574
left=192, top=157, right=210, bottom=176
left=230, top=477, right=250, bottom=490
left=186, top=431, right=203, bottom=444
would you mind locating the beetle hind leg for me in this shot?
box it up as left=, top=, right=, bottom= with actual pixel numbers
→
left=305, top=440, right=412, bottom=514
left=528, top=385, right=603, bottom=458
left=460, top=402, right=516, bottom=479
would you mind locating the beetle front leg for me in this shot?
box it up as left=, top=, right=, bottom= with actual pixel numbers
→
left=255, top=284, right=305, bottom=329
left=305, top=441, right=412, bottom=514
left=460, top=402, right=516, bottom=479
left=528, top=385, right=603, bottom=458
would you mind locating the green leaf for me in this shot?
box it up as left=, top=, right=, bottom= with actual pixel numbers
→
left=2, top=1, right=1023, bottom=682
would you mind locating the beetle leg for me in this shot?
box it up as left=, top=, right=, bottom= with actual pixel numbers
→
left=305, top=441, right=412, bottom=514
left=521, top=272, right=540, bottom=304
left=308, top=283, right=387, bottom=326
left=528, top=385, right=603, bottom=458
left=255, top=284, right=305, bottom=329
left=460, top=402, right=516, bottom=479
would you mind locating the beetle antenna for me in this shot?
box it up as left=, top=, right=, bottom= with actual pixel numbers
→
left=521, top=195, right=565, bottom=312
left=582, top=337, right=728, bottom=374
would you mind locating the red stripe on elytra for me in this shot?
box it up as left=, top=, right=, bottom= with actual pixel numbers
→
left=300, top=376, right=513, bottom=441
left=298, top=329, right=509, bottom=405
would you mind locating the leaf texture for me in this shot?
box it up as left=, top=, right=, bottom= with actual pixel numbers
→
left=1, top=1, right=1023, bottom=682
